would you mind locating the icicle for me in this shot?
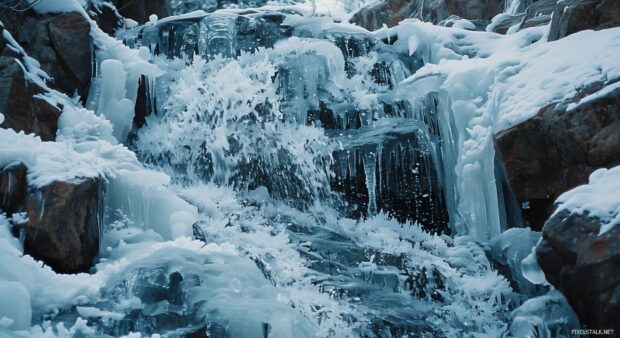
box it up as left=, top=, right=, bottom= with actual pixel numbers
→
left=363, top=151, right=377, bottom=216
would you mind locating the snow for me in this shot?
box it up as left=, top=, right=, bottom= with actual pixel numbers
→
left=567, top=80, right=620, bottom=111
left=554, top=166, right=620, bottom=235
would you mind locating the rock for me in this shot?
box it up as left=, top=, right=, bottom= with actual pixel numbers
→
left=518, top=0, right=555, bottom=29
left=489, top=14, right=524, bottom=34
left=495, top=80, right=620, bottom=230
left=536, top=210, right=620, bottom=331
left=48, top=12, right=93, bottom=100
left=0, top=163, right=28, bottom=216
left=0, top=56, right=62, bottom=141
left=2, top=11, right=93, bottom=102
left=350, top=0, right=503, bottom=31
left=487, top=0, right=555, bottom=34
left=22, top=178, right=103, bottom=274
left=89, top=2, right=124, bottom=36
left=549, top=0, right=620, bottom=41
left=112, top=0, right=171, bottom=24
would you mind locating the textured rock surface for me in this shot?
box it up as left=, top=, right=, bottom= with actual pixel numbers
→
left=0, top=56, right=61, bottom=141
left=350, top=0, right=503, bottom=31
left=0, top=163, right=28, bottom=216
left=495, top=80, right=620, bottom=230
left=48, top=12, right=93, bottom=99
left=549, top=0, right=620, bottom=41
left=22, top=178, right=103, bottom=274
left=537, top=210, right=620, bottom=331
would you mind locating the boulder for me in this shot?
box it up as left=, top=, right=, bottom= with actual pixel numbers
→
left=22, top=178, right=103, bottom=274
left=549, top=0, right=620, bottom=41
left=495, top=80, right=620, bottom=230
left=0, top=163, right=28, bottom=216
left=0, top=56, right=61, bottom=141
left=536, top=210, right=620, bottom=331
left=350, top=0, right=503, bottom=31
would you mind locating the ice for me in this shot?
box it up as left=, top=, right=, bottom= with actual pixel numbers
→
left=0, top=281, right=31, bottom=331
left=200, top=14, right=238, bottom=59
left=105, top=169, right=198, bottom=240
left=509, top=290, right=580, bottom=338
left=96, top=60, right=135, bottom=142
left=489, top=228, right=544, bottom=294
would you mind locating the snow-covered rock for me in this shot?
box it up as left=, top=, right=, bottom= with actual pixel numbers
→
left=536, top=209, right=620, bottom=331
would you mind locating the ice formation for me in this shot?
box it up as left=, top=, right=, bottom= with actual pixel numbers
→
left=1, top=0, right=614, bottom=336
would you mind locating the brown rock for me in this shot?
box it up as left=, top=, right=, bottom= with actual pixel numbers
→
left=0, top=56, right=61, bottom=141
left=350, top=0, right=503, bottom=31
left=0, top=163, right=28, bottom=216
left=23, top=178, right=103, bottom=274
left=48, top=12, right=93, bottom=100
left=3, top=11, right=94, bottom=102
left=549, top=0, right=620, bottom=41
left=495, top=80, right=620, bottom=230
left=537, top=211, right=620, bottom=331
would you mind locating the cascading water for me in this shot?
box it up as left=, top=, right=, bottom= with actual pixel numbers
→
left=41, top=9, right=548, bottom=338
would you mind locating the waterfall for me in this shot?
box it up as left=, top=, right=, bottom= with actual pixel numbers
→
left=9, top=9, right=542, bottom=338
